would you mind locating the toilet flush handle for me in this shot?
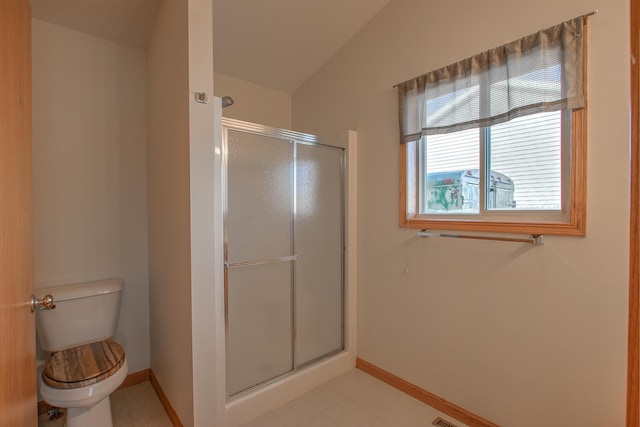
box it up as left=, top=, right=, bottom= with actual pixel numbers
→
left=30, top=294, right=56, bottom=313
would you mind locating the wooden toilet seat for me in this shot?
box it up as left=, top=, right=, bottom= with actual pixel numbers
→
left=43, top=340, right=125, bottom=389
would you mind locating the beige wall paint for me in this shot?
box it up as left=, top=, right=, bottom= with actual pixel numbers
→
left=146, top=0, right=194, bottom=425
left=214, top=72, right=292, bottom=129
left=293, top=1, right=630, bottom=426
left=31, top=19, right=150, bottom=374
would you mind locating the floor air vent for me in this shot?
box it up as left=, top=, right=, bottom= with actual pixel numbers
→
left=432, top=417, right=459, bottom=427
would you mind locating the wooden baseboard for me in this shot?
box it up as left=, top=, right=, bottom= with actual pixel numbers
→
left=356, top=358, right=499, bottom=427
left=150, top=370, right=184, bottom=427
left=37, top=400, right=49, bottom=416
left=117, top=368, right=151, bottom=390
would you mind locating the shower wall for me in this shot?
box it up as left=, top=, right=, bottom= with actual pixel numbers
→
left=214, top=72, right=292, bottom=129
left=224, top=121, right=345, bottom=398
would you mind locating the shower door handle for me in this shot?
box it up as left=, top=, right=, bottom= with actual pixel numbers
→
left=225, top=255, right=298, bottom=269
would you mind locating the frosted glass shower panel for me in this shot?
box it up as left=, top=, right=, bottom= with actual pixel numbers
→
left=223, top=119, right=346, bottom=399
left=295, top=144, right=344, bottom=366
left=226, top=130, right=293, bottom=263
left=226, top=261, right=294, bottom=396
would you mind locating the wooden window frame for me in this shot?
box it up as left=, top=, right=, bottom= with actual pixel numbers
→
left=400, top=27, right=588, bottom=237
left=399, top=107, right=587, bottom=236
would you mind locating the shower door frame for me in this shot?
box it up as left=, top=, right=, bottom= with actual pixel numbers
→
left=221, top=118, right=350, bottom=401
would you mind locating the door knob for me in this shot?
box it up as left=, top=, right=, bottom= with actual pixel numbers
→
left=31, top=294, right=55, bottom=313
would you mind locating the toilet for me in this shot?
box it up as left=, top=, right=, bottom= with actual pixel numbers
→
left=35, top=279, right=128, bottom=427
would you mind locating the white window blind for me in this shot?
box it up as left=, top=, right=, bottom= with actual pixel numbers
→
left=489, top=111, right=562, bottom=210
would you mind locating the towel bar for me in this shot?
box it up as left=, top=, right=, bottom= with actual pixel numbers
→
left=418, top=230, right=544, bottom=245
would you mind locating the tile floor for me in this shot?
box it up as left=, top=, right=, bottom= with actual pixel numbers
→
left=38, top=369, right=466, bottom=427
left=111, top=381, right=173, bottom=427
left=238, top=369, right=466, bottom=427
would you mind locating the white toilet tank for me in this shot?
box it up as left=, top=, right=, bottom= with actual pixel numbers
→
left=35, top=279, right=124, bottom=352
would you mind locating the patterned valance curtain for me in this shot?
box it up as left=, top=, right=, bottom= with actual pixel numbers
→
left=396, top=15, right=587, bottom=144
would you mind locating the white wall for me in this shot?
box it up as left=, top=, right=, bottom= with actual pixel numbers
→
left=31, top=19, right=150, bottom=374
left=188, top=1, right=225, bottom=426
left=214, top=72, right=292, bottom=129
left=292, top=1, right=630, bottom=426
left=146, top=0, right=194, bottom=425
left=147, top=0, right=220, bottom=425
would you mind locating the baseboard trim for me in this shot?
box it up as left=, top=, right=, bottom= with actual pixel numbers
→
left=356, top=358, right=499, bottom=427
left=37, top=400, right=49, bottom=416
left=150, top=370, right=184, bottom=427
left=117, top=368, right=151, bottom=390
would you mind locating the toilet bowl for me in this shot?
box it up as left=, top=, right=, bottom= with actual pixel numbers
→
left=35, top=279, right=127, bottom=427
left=40, top=354, right=128, bottom=427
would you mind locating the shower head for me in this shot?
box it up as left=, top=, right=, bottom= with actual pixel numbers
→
left=221, top=96, right=235, bottom=108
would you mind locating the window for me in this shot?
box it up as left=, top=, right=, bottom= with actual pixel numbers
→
left=398, top=16, right=588, bottom=236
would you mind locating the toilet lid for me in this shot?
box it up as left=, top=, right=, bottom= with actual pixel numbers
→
left=43, top=340, right=125, bottom=389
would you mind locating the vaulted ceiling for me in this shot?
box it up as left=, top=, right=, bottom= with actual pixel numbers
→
left=30, top=0, right=391, bottom=93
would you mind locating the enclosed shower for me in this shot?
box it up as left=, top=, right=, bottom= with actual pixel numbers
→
left=220, top=118, right=355, bottom=423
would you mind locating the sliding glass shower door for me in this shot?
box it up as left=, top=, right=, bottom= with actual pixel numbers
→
left=224, top=121, right=344, bottom=398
